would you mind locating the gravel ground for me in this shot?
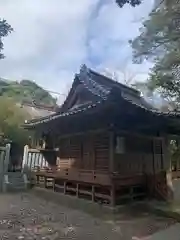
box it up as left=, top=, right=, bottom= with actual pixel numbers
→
left=0, top=193, right=177, bottom=240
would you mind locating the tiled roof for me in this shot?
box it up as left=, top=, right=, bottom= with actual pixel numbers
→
left=89, top=68, right=154, bottom=110
left=23, top=101, right=101, bottom=127
left=21, top=100, right=58, bottom=111
left=21, top=105, right=55, bottom=119
left=23, top=65, right=180, bottom=128
left=19, top=100, right=56, bottom=121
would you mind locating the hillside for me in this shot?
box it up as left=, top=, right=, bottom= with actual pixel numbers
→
left=0, top=78, right=56, bottom=106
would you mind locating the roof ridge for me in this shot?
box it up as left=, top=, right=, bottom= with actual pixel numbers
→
left=89, top=68, right=140, bottom=97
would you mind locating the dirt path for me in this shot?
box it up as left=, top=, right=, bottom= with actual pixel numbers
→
left=0, top=193, right=177, bottom=239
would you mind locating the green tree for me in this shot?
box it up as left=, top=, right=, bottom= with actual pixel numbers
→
left=0, top=19, right=13, bottom=59
left=0, top=79, right=56, bottom=105
left=148, top=52, right=180, bottom=104
left=116, top=0, right=142, bottom=8
left=130, top=0, right=180, bottom=105
left=0, top=97, right=29, bottom=147
left=130, top=1, right=179, bottom=62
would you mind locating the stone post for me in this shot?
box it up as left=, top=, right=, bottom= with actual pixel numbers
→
left=4, top=144, right=10, bottom=173
left=0, top=151, right=5, bottom=192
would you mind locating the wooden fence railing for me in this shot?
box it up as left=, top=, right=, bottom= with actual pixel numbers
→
left=22, top=145, right=48, bottom=170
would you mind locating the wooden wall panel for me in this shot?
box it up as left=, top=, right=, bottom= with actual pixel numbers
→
left=58, top=136, right=82, bottom=169
left=114, top=134, right=157, bottom=175
left=82, top=137, right=93, bottom=169
left=57, top=132, right=110, bottom=171
left=58, top=138, right=70, bottom=169
left=114, top=134, right=165, bottom=177
left=125, top=135, right=152, bottom=154
left=144, top=154, right=154, bottom=174
left=115, top=154, right=144, bottom=174
left=57, top=132, right=165, bottom=177
left=153, top=139, right=163, bottom=173
left=69, top=137, right=82, bottom=169
left=94, top=133, right=109, bottom=171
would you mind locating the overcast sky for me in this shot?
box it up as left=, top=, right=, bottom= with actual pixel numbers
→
left=0, top=0, right=154, bottom=100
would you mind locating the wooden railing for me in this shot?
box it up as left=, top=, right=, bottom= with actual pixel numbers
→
left=33, top=167, right=146, bottom=189
left=34, top=168, right=111, bottom=186
left=22, top=146, right=48, bottom=170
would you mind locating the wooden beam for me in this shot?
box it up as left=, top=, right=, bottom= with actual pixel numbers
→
left=115, top=129, right=163, bottom=140
left=91, top=137, right=96, bottom=170
left=56, top=128, right=109, bottom=140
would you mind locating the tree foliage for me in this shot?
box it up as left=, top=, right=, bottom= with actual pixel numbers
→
left=0, top=19, right=13, bottom=59
left=130, top=1, right=180, bottom=63
left=130, top=0, right=180, bottom=105
left=116, top=0, right=142, bottom=8
left=0, top=97, right=29, bottom=147
left=0, top=78, right=56, bottom=105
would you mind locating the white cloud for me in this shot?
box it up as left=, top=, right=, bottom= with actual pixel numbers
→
left=87, top=0, right=154, bottom=81
left=0, top=0, right=153, bottom=96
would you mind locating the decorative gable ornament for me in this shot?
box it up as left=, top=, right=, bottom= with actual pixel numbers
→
left=79, top=64, right=110, bottom=100
left=79, top=64, right=88, bottom=79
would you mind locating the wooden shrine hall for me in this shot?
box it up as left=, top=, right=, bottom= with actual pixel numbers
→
left=23, top=65, right=180, bottom=206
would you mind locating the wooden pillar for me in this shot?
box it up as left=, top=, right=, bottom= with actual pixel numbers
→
left=91, top=136, right=96, bottom=170
left=176, top=138, right=180, bottom=170
left=163, top=137, right=171, bottom=171
left=76, top=183, right=79, bottom=197
left=92, top=185, right=95, bottom=202
left=44, top=176, right=47, bottom=188
left=164, top=136, right=174, bottom=201
left=110, top=185, right=115, bottom=207
left=53, top=178, right=55, bottom=191
left=29, top=153, right=33, bottom=169
left=109, top=131, right=114, bottom=173
left=80, top=139, right=83, bottom=169
left=152, top=138, right=156, bottom=175
left=109, top=131, right=115, bottom=207
left=150, top=138, right=156, bottom=196
left=64, top=181, right=66, bottom=194
left=36, top=175, right=40, bottom=185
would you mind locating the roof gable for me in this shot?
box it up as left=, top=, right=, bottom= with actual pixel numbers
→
left=59, top=75, right=101, bottom=112
left=57, top=64, right=154, bottom=113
